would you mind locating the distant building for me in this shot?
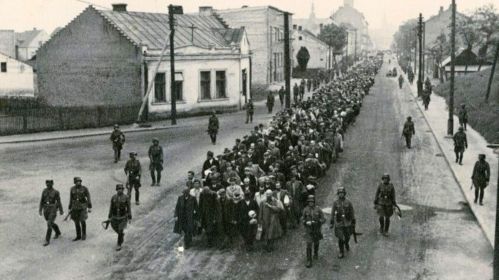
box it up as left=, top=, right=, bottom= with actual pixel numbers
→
left=330, top=0, right=372, bottom=55
left=0, top=51, right=35, bottom=96
left=36, top=5, right=250, bottom=117
left=216, top=5, right=292, bottom=87
left=292, top=25, right=330, bottom=69
left=0, top=30, right=16, bottom=58
left=441, top=48, right=492, bottom=76
left=293, top=3, right=331, bottom=36
left=15, top=28, right=50, bottom=61
left=424, top=5, right=466, bottom=49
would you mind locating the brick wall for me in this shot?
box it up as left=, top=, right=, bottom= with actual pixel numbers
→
left=36, top=8, right=142, bottom=107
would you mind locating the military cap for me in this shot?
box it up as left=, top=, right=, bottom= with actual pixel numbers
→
left=407, top=116, right=412, bottom=120
left=207, top=151, right=214, bottom=156
left=337, top=187, right=346, bottom=194
left=46, top=179, right=54, bottom=184
left=74, top=177, right=82, bottom=182
left=114, top=124, right=119, bottom=128
left=479, top=154, right=486, bottom=159
left=116, top=184, right=124, bottom=190
left=382, top=173, right=390, bottom=180
left=129, top=152, right=137, bottom=156
left=217, top=189, right=226, bottom=195
left=459, top=126, right=464, bottom=131
left=152, top=138, right=159, bottom=142
left=307, top=195, right=315, bottom=202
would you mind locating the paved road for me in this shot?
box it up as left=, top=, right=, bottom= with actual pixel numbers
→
left=0, top=59, right=492, bottom=280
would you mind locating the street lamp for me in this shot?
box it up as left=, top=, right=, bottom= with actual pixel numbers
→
left=487, top=144, right=499, bottom=280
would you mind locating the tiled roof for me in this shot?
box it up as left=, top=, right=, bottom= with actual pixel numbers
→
left=16, top=29, right=43, bottom=48
left=96, top=7, right=243, bottom=50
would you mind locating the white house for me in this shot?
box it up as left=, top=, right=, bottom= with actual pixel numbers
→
left=0, top=51, right=34, bottom=96
left=292, top=25, right=330, bottom=69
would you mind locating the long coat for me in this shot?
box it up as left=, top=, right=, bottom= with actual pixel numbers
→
left=472, top=160, right=491, bottom=189
left=208, top=115, right=219, bottom=133
left=39, top=188, right=63, bottom=222
left=374, top=183, right=396, bottom=217
left=302, top=205, right=325, bottom=243
left=108, top=193, right=132, bottom=232
left=258, top=198, right=284, bottom=241
left=238, top=199, right=259, bottom=238
left=69, top=185, right=92, bottom=221
left=331, top=198, right=355, bottom=241
left=199, top=190, right=222, bottom=235
left=174, top=194, right=199, bottom=235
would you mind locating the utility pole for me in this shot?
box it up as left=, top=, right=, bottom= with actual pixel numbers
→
left=487, top=144, right=499, bottom=280
left=422, top=22, right=426, bottom=82
left=414, top=28, right=417, bottom=73
left=168, top=5, right=181, bottom=125
left=485, top=43, right=499, bottom=102
left=417, top=13, right=423, bottom=97
left=284, top=12, right=291, bottom=108
left=448, top=0, right=456, bottom=136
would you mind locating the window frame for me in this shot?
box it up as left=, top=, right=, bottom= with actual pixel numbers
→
left=153, top=72, right=167, bottom=103
left=215, top=70, right=227, bottom=99
left=174, top=71, right=184, bottom=102
left=199, top=70, right=212, bottom=100
left=0, top=62, right=6, bottom=73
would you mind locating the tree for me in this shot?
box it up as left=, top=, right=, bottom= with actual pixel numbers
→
left=318, top=23, right=347, bottom=55
left=472, top=4, right=499, bottom=67
left=296, top=47, right=310, bottom=71
left=429, top=32, right=450, bottom=82
left=456, top=15, right=481, bottom=73
left=392, top=19, right=418, bottom=71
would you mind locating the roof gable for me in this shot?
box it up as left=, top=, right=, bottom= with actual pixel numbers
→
left=16, top=29, right=46, bottom=48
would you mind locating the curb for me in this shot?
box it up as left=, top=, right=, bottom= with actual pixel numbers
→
left=399, top=68, right=494, bottom=247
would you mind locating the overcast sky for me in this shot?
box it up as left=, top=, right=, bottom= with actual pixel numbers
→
left=0, top=0, right=494, bottom=34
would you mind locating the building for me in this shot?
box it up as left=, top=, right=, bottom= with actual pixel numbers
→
left=292, top=25, right=330, bottom=69
left=424, top=5, right=466, bottom=49
left=293, top=2, right=331, bottom=36
left=441, top=48, right=492, bottom=77
left=330, top=0, right=372, bottom=55
left=36, top=4, right=251, bottom=117
left=0, top=30, right=16, bottom=58
left=216, top=5, right=291, bottom=87
left=0, top=51, right=35, bottom=96
left=15, top=28, right=50, bottom=61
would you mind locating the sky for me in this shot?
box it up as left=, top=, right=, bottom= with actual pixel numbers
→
left=0, top=0, right=495, bottom=47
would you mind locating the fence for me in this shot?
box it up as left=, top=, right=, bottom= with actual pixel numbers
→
left=0, top=103, right=141, bottom=136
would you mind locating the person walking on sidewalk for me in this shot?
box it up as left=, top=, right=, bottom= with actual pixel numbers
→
left=107, top=184, right=132, bottom=251
left=302, top=195, right=325, bottom=267
left=124, top=152, right=142, bottom=205
left=39, top=179, right=63, bottom=246
left=330, top=187, right=355, bottom=259
left=374, top=174, right=397, bottom=236
left=207, top=111, right=219, bottom=145
left=68, top=177, right=92, bottom=241
left=110, top=124, right=125, bottom=163
left=422, top=89, right=431, bottom=110
left=245, top=99, right=254, bottom=124
left=453, top=127, right=468, bottom=165
left=278, top=86, right=285, bottom=107
left=402, top=116, right=415, bottom=149
left=266, top=91, right=275, bottom=114
left=398, top=74, right=404, bottom=89
left=471, top=154, right=490, bottom=205
left=458, top=104, right=468, bottom=131
left=148, top=138, right=164, bottom=186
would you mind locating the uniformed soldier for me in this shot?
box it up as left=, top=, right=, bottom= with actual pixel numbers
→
left=330, top=187, right=355, bottom=259
left=302, top=195, right=325, bottom=268
left=398, top=74, right=404, bottom=89
left=374, top=174, right=397, bottom=236
left=278, top=86, right=285, bottom=107
left=69, top=177, right=92, bottom=241
left=458, top=104, right=468, bottom=131
left=108, top=184, right=132, bottom=251
left=110, top=124, right=125, bottom=163
left=148, top=138, right=164, bottom=186
left=402, top=116, right=415, bottom=148
left=422, top=89, right=431, bottom=110
left=245, top=99, right=254, bottom=124
left=453, top=127, right=468, bottom=165
left=124, top=152, right=142, bottom=205
left=471, top=154, right=491, bottom=205
left=266, top=91, right=275, bottom=113
left=39, top=179, right=63, bottom=246
left=207, top=111, right=219, bottom=145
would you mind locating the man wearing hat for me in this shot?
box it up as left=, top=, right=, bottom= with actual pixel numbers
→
left=199, top=184, right=222, bottom=247
left=238, top=189, right=259, bottom=251
left=148, top=138, right=164, bottom=186
left=302, top=195, right=325, bottom=268
left=330, top=187, right=355, bottom=258
left=39, top=179, right=63, bottom=246
left=374, top=174, right=397, bottom=236
left=258, top=189, right=284, bottom=252
left=202, top=151, right=219, bottom=179
left=68, top=177, right=92, bottom=241
left=207, top=111, right=219, bottom=145
left=108, top=184, right=132, bottom=251
left=110, top=124, right=125, bottom=163
left=453, top=127, right=468, bottom=165
left=173, top=189, right=199, bottom=249
left=245, top=99, right=254, bottom=124
left=125, top=152, right=142, bottom=205
left=402, top=116, right=415, bottom=149
left=471, top=154, right=490, bottom=205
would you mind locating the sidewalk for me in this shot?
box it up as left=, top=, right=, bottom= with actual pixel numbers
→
left=401, top=64, right=498, bottom=247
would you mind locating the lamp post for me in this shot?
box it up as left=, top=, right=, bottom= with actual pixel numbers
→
left=487, top=144, right=499, bottom=280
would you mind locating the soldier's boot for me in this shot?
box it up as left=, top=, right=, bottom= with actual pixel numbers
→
left=313, top=243, right=319, bottom=260
left=52, top=223, right=61, bottom=239
left=338, top=240, right=345, bottom=259
left=306, top=247, right=312, bottom=268
left=73, top=221, right=82, bottom=241
left=81, top=221, right=87, bottom=240
left=379, top=217, right=385, bottom=234
left=479, top=189, right=484, bottom=205
left=44, top=227, right=52, bottom=246
left=135, top=190, right=140, bottom=205
left=150, top=171, right=156, bottom=186
left=474, top=188, right=479, bottom=203
left=345, top=241, right=350, bottom=252
left=156, top=173, right=161, bottom=186
left=384, top=218, right=390, bottom=236
left=116, top=232, right=124, bottom=251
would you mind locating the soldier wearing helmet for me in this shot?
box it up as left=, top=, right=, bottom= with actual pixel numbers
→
left=453, top=126, right=468, bottom=165
left=302, top=195, right=325, bottom=268
left=402, top=116, right=415, bottom=148
left=110, top=124, right=125, bottom=163
left=68, top=177, right=92, bottom=241
left=330, top=187, right=356, bottom=259
left=374, top=174, right=397, bottom=236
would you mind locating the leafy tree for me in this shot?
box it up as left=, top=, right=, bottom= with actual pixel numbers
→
left=318, top=23, right=347, bottom=54
left=472, top=4, right=499, bottom=61
left=392, top=19, right=418, bottom=71
left=296, top=47, right=311, bottom=71
left=428, top=32, right=450, bottom=82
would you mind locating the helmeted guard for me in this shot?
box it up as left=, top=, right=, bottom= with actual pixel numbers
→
left=245, top=99, right=254, bottom=124
left=108, top=184, right=132, bottom=251
left=124, top=152, right=142, bottom=205
left=374, top=174, right=397, bottom=236
left=207, top=111, right=219, bottom=145
left=69, top=177, right=92, bottom=241
left=458, top=104, right=468, bottom=131
left=39, top=179, right=63, bottom=246
left=148, top=138, right=164, bottom=186
left=330, top=187, right=355, bottom=258
left=302, top=195, right=325, bottom=268
left=453, top=126, right=468, bottom=165
left=402, top=116, right=415, bottom=148
left=110, top=124, right=125, bottom=163
left=471, top=154, right=491, bottom=205
left=398, top=74, right=404, bottom=89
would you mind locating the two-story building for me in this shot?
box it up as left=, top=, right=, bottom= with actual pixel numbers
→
left=292, top=25, right=330, bottom=69
left=36, top=4, right=251, bottom=117
left=0, top=51, right=35, bottom=96
left=215, top=6, right=292, bottom=87
left=15, top=28, right=50, bottom=61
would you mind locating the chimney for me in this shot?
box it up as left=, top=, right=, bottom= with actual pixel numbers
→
left=439, top=6, right=444, bottom=15
left=199, top=6, right=213, bottom=16
left=298, top=26, right=302, bottom=31
left=112, top=3, right=127, bottom=12
left=293, top=24, right=297, bottom=30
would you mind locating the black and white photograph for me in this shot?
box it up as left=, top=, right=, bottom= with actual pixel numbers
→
left=0, top=0, right=498, bottom=279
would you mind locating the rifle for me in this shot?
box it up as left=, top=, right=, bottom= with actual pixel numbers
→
left=63, top=211, right=72, bottom=221
left=352, top=221, right=363, bottom=243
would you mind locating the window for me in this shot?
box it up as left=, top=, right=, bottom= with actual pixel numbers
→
left=154, top=73, right=166, bottom=102
left=299, top=36, right=302, bottom=41
left=174, top=72, right=183, bottom=101
left=200, top=71, right=211, bottom=100
left=216, top=71, right=226, bottom=98
left=1, top=62, right=6, bottom=73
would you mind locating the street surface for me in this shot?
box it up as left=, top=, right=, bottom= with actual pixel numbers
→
left=0, top=59, right=492, bottom=280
